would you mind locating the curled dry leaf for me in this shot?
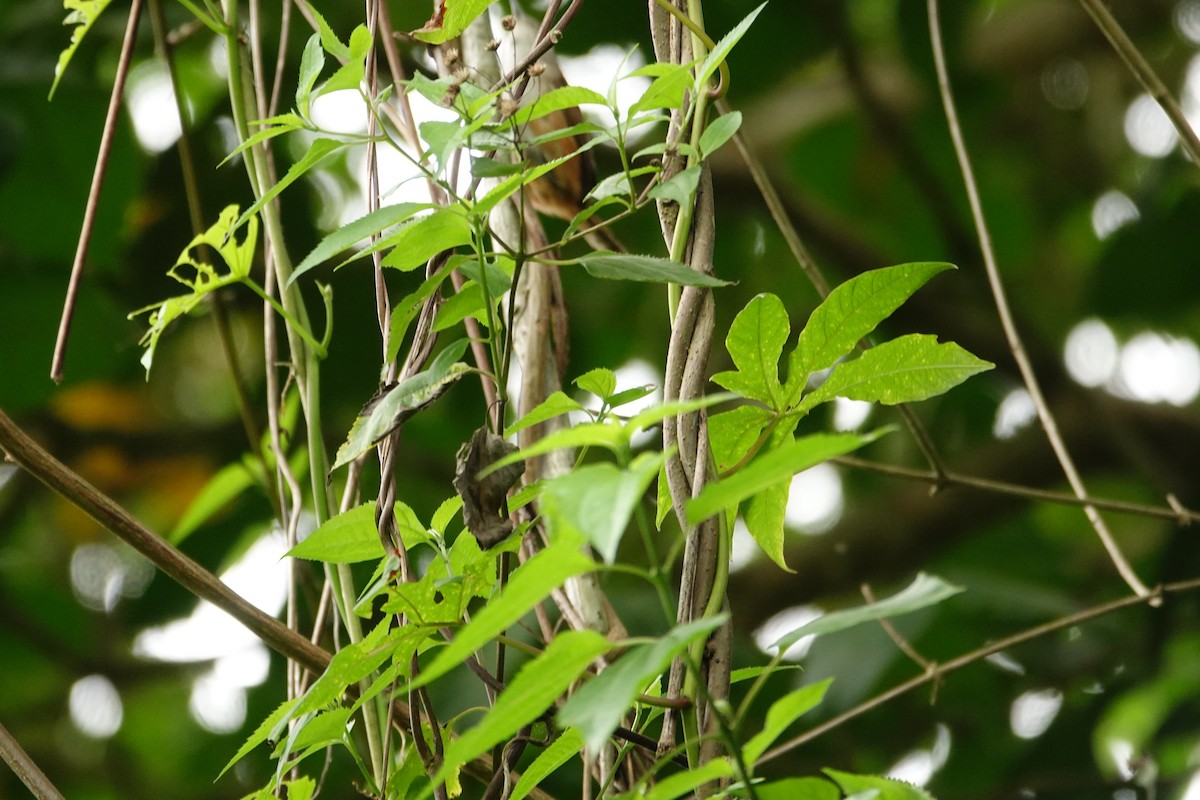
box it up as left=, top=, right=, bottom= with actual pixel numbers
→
left=454, top=427, right=524, bottom=548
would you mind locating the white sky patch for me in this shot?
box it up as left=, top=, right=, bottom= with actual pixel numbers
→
left=753, top=605, right=823, bottom=662
left=70, top=543, right=154, bottom=613
left=1125, top=93, right=1177, bottom=157
left=993, top=388, right=1036, bottom=440
left=1110, top=331, right=1200, bottom=406
left=559, top=45, right=651, bottom=134
left=1179, top=1, right=1200, bottom=43
left=1090, top=190, right=1139, bottom=240
left=310, top=89, right=369, bottom=135
left=984, top=651, right=1026, bottom=676
left=887, top=724, right=951, bottom=787
left=784, top=463, right=843, bottom=535
left=1009, top=688, right=1063, bottom=739
left=190, top=672, right=248, bottom=734
left=1179, top=770, right=1200, bottom=800
left=126, top=61, right=183, bottom=154
left=729, top=518, right=757, bottom=573
left=69, top=675, right=123, bottom=739
left=832, top=397, right=872, bottom=431
left=1064, top=318, right=1119, bottom=387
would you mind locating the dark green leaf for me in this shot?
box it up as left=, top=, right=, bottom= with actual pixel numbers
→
left=378, top=209, right=474, bottom=272
left=291, top=203, right=429, bottom=285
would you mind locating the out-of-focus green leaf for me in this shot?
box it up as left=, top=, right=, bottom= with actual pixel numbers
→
left=171, top=461, right=255, bottom=544
left=825, top=769, right=936, bottom=799
left=577, top=254, right=731, bottom=287
left=743, top=679, right=832, bottom=766
left=50, top=0, right=114, bottom=99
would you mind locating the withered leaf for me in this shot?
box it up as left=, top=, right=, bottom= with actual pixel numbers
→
left=453, top=427, right=524, bottom=548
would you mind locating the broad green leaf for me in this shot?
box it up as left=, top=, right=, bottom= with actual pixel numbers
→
left=709, top=405, right=773, bottom=472
left=280, top=778, right=315, bottom=800
left=699, top=110, right=742, bottom=158
left=630, top=62, right=694, bottom=115
left=272, top=706, right=351, bottom=757
left=509, top=728, right=584, bottom=800
left=505, top=391, right=585, bottom=437
left=291, top=203, right=429, bottom=285
left=772, top=573, right=963, bottom=654
left=643, top=759, right=734, bottom=800
left=433, top=282, right=491, bottom=332
left=378, top=209, right=474, bottom=272
left=412, top=0, right=501, bottom=44
left=219, top=697, right=300, bottom=778
left=626, top=392, right=738, bottom=435
left=825, top=770, right=936, bottom=800
left=333, top=355, right=470, bottom=469
left=320, top=25, right=370, bottom=95
left=296, top=34, right=325, bottom=116
left=577, top=254, right=731, bottom=287
left=712, top=293, right=791, bottom=409
left=799, top=334, right=994, bottom=411
left=294, top=621, right=396, bottom=718
left=558, top=615, right=727, bottom=753
left=484, top=422, right=625, bottom=475
left=541, top=452, right=665, bottom=564
left=607, top=384, right=657, bottom=410
left=587, top=166, right=658, bottom=203
left=648, top=166, right=702, bottom=206
left=509, top=85, right=608, bottom=128
left=687, top=429, right=888, bottom=527
left=790, top=262, right=955, bottom=390
left=50, top=0, right=115, bottom=99
left=234, top=138, right=344, bottom=233
left=287, top=502, right=381, bottom=563
left=695, top=3, right=767, bottom=92
left=171, top=461, right=255, bottom=544
left=430, top=496, right=463, bottom=537
left=434, top=631, right=611, bottom=789
left=404, top=543, right=595, bottom=693
left=386, top=264, right=457, bottom=361
left=743, top=679, right=832, bottom=766
left=756, top=778, right=840, bottom=800
left=575, top=368, right=618, bottom=400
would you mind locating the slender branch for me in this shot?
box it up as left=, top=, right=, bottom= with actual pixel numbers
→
left=51, top=0, right=145, bottom=383
left=927, top=0, right=1149, bottom=597
left=0, top=720, right=66, bottom=800
left=1076, top=0, right=1200, bottom=166
left=760, top=578, right=1200, bottom=764
left=861, top=583, right=934, bottom=672
left=834, top=455, right=1200, bottom=525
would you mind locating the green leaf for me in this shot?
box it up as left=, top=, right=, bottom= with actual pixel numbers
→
left=630, top=62, right=694, bottom=115
left=577, top=254, right=731, bottom=287
left=558, top=615, right=727, bottom=753
left=50, top=0, right=115, bottom=99
left=687, top=429, right=888, bottom=527
left=695, top=3, right=767, bottom=92
left=287, top=502, right=382, bottom=563
left=773, top=573, right=963, bottom=654
left=648, top=166, right=702, bottom=205
left=541, top=452, right=665, bottom=564
left=509, top=728, right=584, bottom=800
left=404, top=543, right=595, bottom=693
left=607, top=384, right=656, bottom=410
left=320, top=25, right=371, bottom=95
left=219, top=115, right=307, bottom=168
left=296, top=34, right=325, bottom=116
left=234, top=138, right=344, bottom=233
left=219, top=697, right=299, bottom=778
left=799, top=334, right=994, bottom=411
left=293, top=621, right=396, bottom=718
left=291, top=203, right=429, bottom=285
left=709, top=405, right=773, bottom=473
left=171, top=461, right=255, bottom=544
left=509, top=85, right=608, bottom=128
left=575, top=367, right=618, bottom=400
left=280, top=778, right=316, bottom=800
left=378, top=209, right=474, bottom=272
left=434, top=631, right=611, bottom=789
left=712, top=293, right=791, bottom=409
left=473, top=138, right=603, bottom=216
left=790, top=262, right=955, bottom=389
left=433, top=282, right=491, bottom=332
left=699, top=110, right=742, bottom=158
left=484, top=422, right=625, bottom=476
left=743, top=679, right=832, bottom=766
left=825, top=770, right=936, bottom=800
left=311, top=6, right=351, bottom=59
left=505, top=391, right=585, bottom=437
left=756, top=778, right=840, bottom=800
left=386, top=265, right=457, bottom=362
left=412, top=0, right=502, bottom=44
left=643, top=759, right=735, bottom=800
left=626, top=393, right=738, bottom=435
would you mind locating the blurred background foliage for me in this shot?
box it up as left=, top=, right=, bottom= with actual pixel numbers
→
left=1, top=0, right=1199, bottom=798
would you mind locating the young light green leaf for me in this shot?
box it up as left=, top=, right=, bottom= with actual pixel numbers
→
left=695, top=3, right=767, bottom=92
left=799, top=334, right=994, bottom=411
left=404, top=543, right=595, bottom=694
left=291, top=203, right=430, bottom=285
left=699, top=110, right=742, bottom=158
left=730, top=664, right=803, bottom=684
left=558, top=615, right=728, bottom=753
left=219, top=697, right=300, bottom=778
left=743, top=679, right=832, bottom=766
left=772, top=573, right=963, bottom=654
left=483, top=422, right=625, bottom=476
left=708, top=405, right=773, bottom=473
left=509, top=85, right=608, bottom=128
left=630, top=62, right=694, bottom=115
left=280, top=778, right=316, bottom=800
left=378, top=209, right=474, bottom=272
left=387, top=266, right=456, bottom=361
left=296, top=34, right=325, bottom=116
left=171, top=461, right=255, bottom=544
left=575, top=367, right=618, bottom=400
left=687, top=429, right=889, bottom=528
left=626, top=392, right=738, bottom=435
left=432, top=282, right=491, bottom=332
left=218, top=116, right=307, bottom=168
left=287, top=502, right=381, bottom=563
left=607, top=384, right=656, bottom=410
left=320, top=24, right=371, bottom=95
left=712, top=293, right=791, bottom=409
left=643, top=759, right=735, bottom=800
left=434, top=631, right=611, bottom=790
left=577, top=254, right=731, bottom=287
left=509, top=728, right=584, bottom=800
left=825, top=770, right=936, bottom=800
left=293, top=621, right=397, bottom=718
left=541, top=452, right=665, bottom=564
left=412, top=0, right=502, bottom=44
left=234, top=138, right=344, bottom=233
left=790, top=262, right=955, bottom=390
left=756, top=778, right=841, bottom=800
left=648, top=166, right=702, bottom=206
left=50, top=0, right=115, bottom=99
left=310, top=6, right=350, bottom=59
left=504, top=391, right=585, bottom=438
left=474, top=137, right=603, bottom=215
